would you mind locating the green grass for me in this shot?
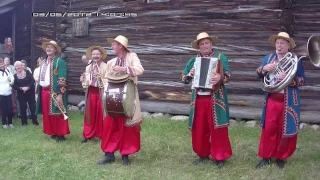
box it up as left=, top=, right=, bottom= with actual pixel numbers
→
left=0, top=112, right=320, bottom=180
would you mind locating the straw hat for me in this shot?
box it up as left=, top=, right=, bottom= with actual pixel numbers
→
left=107, top=35, right=130, bottom=51
left=268, top=32, right=296, bottom=49
left=86, top=46, right=107, bottom=60
left=191, top=32, right=218, bottom=49
left=42, top=40, right=61, bottom=54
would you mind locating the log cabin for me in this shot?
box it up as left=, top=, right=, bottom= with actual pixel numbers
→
left=0, top=0, right=319, bottom=123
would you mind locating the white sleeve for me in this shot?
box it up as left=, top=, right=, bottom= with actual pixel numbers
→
left=9, top=72, right=14, bottom=85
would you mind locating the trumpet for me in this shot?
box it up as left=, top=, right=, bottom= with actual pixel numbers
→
left=51, top=93, right=68, bottom=120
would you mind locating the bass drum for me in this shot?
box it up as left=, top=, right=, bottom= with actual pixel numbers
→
left=104, top=80, right=136, bottom=118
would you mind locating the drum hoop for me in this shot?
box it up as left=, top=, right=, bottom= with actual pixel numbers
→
left=122, top=80, right=136, bottom=117
left=108, top=78, right=128, bottom=83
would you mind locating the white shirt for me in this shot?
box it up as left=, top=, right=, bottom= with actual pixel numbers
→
left=0, top=69, right=14, bottom=96
left=39, top=60, right=51, bottom=87
left=33, top=67, right=40, bottom=82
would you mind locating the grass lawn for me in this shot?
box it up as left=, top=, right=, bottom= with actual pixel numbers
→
left=0, top=112, right=320, bottom=180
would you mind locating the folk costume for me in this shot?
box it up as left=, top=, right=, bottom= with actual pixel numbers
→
left=256, top=32, right=305, bottom=168
left=182, top=32, right=232, bottom=168
left=36, top=40, right=69, bottom=142
left=81, top=46, right=108, bottom=142
left=99, top=35, right=143, bottom=166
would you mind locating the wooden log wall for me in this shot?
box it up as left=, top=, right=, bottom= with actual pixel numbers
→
left=289, top=0, right=320, bottom=118
left=56, top=0, right=320, bottom=119
left=14, top=0, right=32, bottom=62
left=32, top=0, right=57, bottom=70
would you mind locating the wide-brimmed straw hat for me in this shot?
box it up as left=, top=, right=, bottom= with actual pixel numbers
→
left=191, top=32, right=218, bottom=49
left=268, top=32, right=296, bottom=49
left=86, top=46, right=107, bottom=60
left=107, top=35, right=130, bottom=52
left=42, top=40, right=61, bottom=54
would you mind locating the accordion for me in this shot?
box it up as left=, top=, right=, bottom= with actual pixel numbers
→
left=192, top=57, right=222, bottom=90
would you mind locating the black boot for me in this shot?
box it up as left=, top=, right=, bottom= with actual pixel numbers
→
left=216, top=160, right=224, bottom=169
left=21, top=119, right=28, bottom=126
left=122, top=155, right=130, bottom=166
left=193, top=157, right=208, bottom=165
left=80, top=138, right=89, bottom=143
left=97, top=153, right=115, bottom=165
left=275, top=159, right=285, bottom=169
left=50, top=135, right=57, bottom=139
left=255, top=158, right=270, bottom=169
left=32, top=119, right=39, bottom=126
left=56, top=136, right=66, bottom=142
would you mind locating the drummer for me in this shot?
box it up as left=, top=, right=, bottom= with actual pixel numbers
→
left=97, top=35, right=144, bottom=166
left=80, top=46, right=108, bottom=143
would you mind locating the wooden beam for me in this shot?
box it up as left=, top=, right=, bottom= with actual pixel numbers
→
left=31, top=0, right=36, bottom=70
left=12, top=8, right=16, bottom=62
left=67, top=94, right=320, bottom=123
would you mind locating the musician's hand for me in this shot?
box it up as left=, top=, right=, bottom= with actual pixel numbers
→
left=80, top=75, right=83, bottom=82
left=113, top=66, right=126, bottom=72
left=263, top=64, right=276, bottom=72
left=277, top=72, right=287, bottom=81
left=57, top=94, right=63, bottom=106
left=211, top=73, right=221, bottom=85
left=21, top=87, right=29, bottom=92
left=189, top=68, right=195, bottom=76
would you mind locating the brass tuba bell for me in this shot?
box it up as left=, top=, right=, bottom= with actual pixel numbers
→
left=307, top=36, right=320, bottom=68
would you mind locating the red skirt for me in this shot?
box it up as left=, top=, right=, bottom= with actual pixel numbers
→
left=192, top=95, right=232, bottom=160
left=83, top=86, right=103, bottom=139
left=41, top=88, right=70, bottom=136
left=258, top=93, right=297, bottom=160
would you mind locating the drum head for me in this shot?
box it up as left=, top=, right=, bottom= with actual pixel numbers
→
left=122, top=80, right=136, bottom=118
left=108, top=71, right=129, bottom=81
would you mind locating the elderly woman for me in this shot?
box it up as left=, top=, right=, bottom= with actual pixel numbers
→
left=12, top=61, right=39, bottom=126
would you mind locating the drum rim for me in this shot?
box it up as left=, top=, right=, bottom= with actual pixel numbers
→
left=123, top=80, right=136, bottom=117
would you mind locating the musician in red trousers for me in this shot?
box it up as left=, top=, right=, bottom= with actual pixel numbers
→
left=181, top=32, right=232, bottom=168
left=98, top=35, right=144, bottom=166
left=256, top=32, right=306, bottom=169
left=80, top=46, right=108, bottom=143
left=36, top=40, right=69, bottom=142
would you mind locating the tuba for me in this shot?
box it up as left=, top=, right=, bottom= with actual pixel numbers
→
left=306, top=35, right=320, bottom=68
left=262, top=36, right=320, bottom=92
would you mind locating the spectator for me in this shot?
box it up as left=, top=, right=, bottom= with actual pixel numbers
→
left=12, top=61, right=39, bottom=126
left=0, top=58, right=14, bottom=129
left=21, top=60, right=32, bottom=73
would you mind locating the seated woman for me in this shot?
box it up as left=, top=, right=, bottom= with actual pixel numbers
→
left=3, top=37, right=13, bottom=53
left=12, top=61, right=39, bottom=126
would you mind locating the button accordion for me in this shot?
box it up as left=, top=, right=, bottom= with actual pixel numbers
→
left=192, top=57, right=223, bottom=91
